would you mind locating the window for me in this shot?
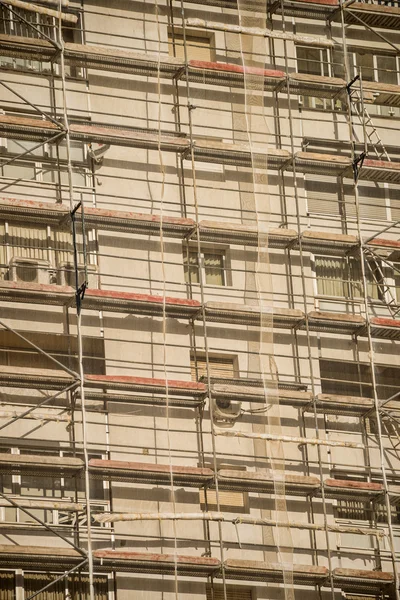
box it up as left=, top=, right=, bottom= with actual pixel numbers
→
left=296, top=45, right=329, bottom=109
left=297, top=46, right=329, bottom=77
left=184, top=248, right=226, bottom=286
left=0, top=572, right=14, bottom=600
left=199, top=464, right=249, bottom=514
left=0, top=329, right=105, bottom=375
left=168, top=30, right=214, bottom=61
left=23, top=573, right=108, bottom=600
left=314, top=255, right=379, bottom=300
left=319, top=359, right=372, bottom=398
left=0, top=220, right=93, bottom=287
left=0, top=448, right=106, bottom=527
left=346, top=49, right=400, bottom=116
left=319, top=359, right=400, bottom=401
left=0, top=5, right=79, bottom=74
left=206, top=586, right=253, bottom=600
left=190, top=354, right=237, bottom=381
left=336, top=497, right=400, bottom=524
left=394, top=263, right=400, bottom=303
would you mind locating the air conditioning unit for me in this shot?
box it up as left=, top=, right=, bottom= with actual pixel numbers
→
left=9, top=257, right=50, bottom=285
left=58, top=262, right=99, bottom=289
left=211, top=397, right=242, bottom=428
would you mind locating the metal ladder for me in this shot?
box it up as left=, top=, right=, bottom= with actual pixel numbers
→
left=347, top=75, right=391, bottom=162
left=363, top=247, right=400, bottom=318
left=380, top=409, right=400, bottom=458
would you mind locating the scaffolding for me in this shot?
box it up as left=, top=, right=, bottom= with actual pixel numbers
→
left=0, top=1, right=398, bottom=600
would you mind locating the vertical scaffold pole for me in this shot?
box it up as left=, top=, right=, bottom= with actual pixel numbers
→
left=57, top=4, right=95, bottom=600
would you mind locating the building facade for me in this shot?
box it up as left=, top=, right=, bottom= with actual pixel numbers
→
left=0, top=0, right=399, bottom=599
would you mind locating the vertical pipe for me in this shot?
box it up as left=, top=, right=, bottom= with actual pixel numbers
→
left=178, top=3, right=228, bottom=599
left=57, top=3, right=94, bottom=600
left=339, top=1, right=400, bottom=595
left=279, top=2, right=336, bottom=598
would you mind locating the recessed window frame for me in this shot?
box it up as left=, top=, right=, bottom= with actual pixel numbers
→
left=183, top=244, right=230, bottom=287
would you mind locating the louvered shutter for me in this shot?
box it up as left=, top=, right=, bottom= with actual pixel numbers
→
left=0, top=572, right=14, bottom=600
left=206, top=586, right=253, bottom=600
left=69, top=575, right=108, bottom=600
left=7, top=223, right=48, bottom=261
left=319, top=359, right=372, bottom=398
left=305, top=175, right=340, bottom=216
left=389, top=184, right=400, bottom=222
left=199, top=464, right=247, bottom=513
left=24, top=573, right=64, bottom=600
left=344, top=181, right=387, bottom=221
left=24, top=573, right=107, bottom=600
left=168, top=33, right=212, bottom=61
left=199, top=488, right=247, bottom=512
left=191, top=356, right=235, bottom=381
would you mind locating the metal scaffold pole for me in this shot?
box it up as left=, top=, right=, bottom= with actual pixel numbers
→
left=339, top=1, right=400, bottom=596
left=57, top=3, right=94, bottom=600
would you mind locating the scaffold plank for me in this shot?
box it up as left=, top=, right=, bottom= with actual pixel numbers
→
left=307, top=311, right=365, bottom=334
left=193, top=139, right=290, bottom=168
left=0, top=545, right=81, bottom=568
left=272, top=0, right=400, bottom=31
left=65, top=43, right=183, bottom=77
left=83, top=289, right=201, bottom=318
left=295, top=151, right=352, bottom=175
left=0, top=197, right=195, bottom=237
left=217, top=469, right=320, bottom=495
left=186, top=60, right=285, bottom=90
left=314, top=393, right=374, bottom=415
left=300, top=230, right=358, bottom=254
left=363, top=80, right=400, bottom=108
left=211, top=384, right=312, bottom=407
left=369, top=316, right=400, bottom=340
left=0, top=365, right=75, bottom=389
left=92, top=550, right=220, bottom=575
left=88, top=459, right=214, bottom=486
left=361, top=158, right=400, bottom=184
left=223, top=559, right=329, bottom=584
left=332, top=568, right=394, bottom=592
left=0, top=498, right=83, bottom=511
left=204, top=302, right=304, bottom=327
left=0, top=33, right=56, bottom=61
left=288, top=72, right=346, bottom=99
left=198, top=220, right=297, bottom=247
left=0, top=280, right=73, bottom=306
left=340, top=2, right=400, bottom=30
left=324, top=478, right=384, bottom=499
left=0, top=452, right=83, bottom=475
left=84, top=374, right=206, bottom=397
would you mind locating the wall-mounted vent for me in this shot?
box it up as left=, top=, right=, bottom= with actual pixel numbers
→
left=9, top=257, right=50, bottom=285
left=58, top=262, right=98, bottom=289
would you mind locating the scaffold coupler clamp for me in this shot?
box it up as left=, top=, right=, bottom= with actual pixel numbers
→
left=76, top=281, right=87, bottom=315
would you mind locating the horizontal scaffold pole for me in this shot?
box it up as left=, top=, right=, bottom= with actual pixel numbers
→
left=0, top=0, right=77, bottom=22
left=186, top=18, right=334, bottom=47
left=92, top=511, right=383, bottom=536
left=215, top=429, right=364, bottom=448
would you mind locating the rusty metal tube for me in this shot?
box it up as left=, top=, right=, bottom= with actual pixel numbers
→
left=1, top=0, right=77, bottom=23
left=215, top=429, right=364, bottom=449
left=186, top=18, right=334, bottom=47
left=93, top=511, right=384, bottom=537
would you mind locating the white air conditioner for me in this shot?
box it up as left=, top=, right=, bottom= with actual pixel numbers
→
left=58, top=262, right=99, bottom=289
left=9, top=257, right=50, bottom=285
left=211, top=398, right=242, bottom=428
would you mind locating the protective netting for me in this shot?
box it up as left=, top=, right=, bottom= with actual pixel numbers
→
left=155, top=2, right=180, bottom=598
left=231, top=2, right=294, bottom=598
